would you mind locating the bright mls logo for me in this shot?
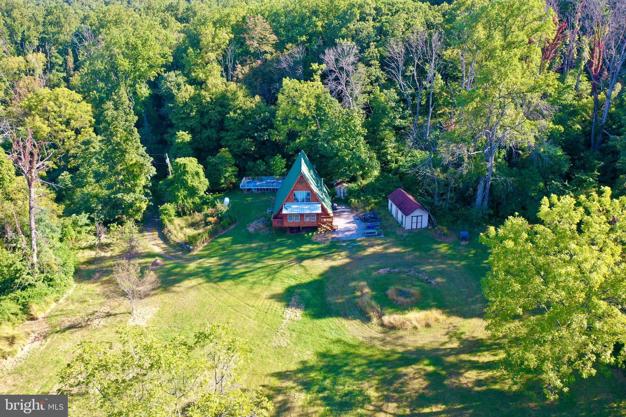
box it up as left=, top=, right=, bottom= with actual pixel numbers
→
left=0, top=395, right=67, bottom=417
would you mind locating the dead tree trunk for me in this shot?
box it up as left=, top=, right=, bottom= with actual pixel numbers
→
left=475, top=139, right=497, bottom=212
left=590, top=82, right=601, bottom=150
left=5, top=127, right=52, bottom=271
left=27, top=174, right=38, bottom=269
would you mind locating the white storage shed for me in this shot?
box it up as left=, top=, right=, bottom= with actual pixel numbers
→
left=387, top=188, right=429, bottom=230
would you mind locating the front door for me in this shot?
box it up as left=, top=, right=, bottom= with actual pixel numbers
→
left=410, top=215, right=423, bottom=229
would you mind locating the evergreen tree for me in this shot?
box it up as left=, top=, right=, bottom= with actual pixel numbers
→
left=64, top=90, right=155, bottom=223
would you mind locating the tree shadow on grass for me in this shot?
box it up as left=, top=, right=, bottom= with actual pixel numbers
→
left=270, top=338, right=624, bottom=417
left=157, top=230, right=342, bottom=289
left=269, top=238, right=489, bottom=324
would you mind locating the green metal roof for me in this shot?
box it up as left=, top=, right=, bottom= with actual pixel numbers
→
left=272, top=151, right=332, bottom=215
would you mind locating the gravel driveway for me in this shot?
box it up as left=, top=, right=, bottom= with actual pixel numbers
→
left=331, top=206, right=370, bottom=240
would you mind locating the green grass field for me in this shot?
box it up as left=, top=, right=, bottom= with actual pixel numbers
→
left=1, top=192, right=624, bottom=416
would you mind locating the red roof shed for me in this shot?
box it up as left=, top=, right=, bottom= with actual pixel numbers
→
left=387, top=188, right=429, bottom=229
left=388, top=188, right=425, bottom=216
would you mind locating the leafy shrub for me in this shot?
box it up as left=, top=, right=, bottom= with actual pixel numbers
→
left=160, top=157, right=209, bottom=214
left=206, top=148, right=238, bottom=190
left=61, top=213, right=94, bottom=248
left=348, top=173, right=402, bottom=210
left=159, top=203, right=176, bottom=225
left=219, top=212, right=236, bottom=229
left=0, top=298, right=23, bottom=324
left=0, top=278, right=72, bottom=324
left=0, top=247, right=29, bottom=296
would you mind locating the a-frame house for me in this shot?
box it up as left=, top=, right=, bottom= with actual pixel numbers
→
left=271, top=151, right=333, bottom=231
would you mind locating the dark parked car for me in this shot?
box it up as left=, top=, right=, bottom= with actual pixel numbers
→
left=359, top=211, right=380, bottom=223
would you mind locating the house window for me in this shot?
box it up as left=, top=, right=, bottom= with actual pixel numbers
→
left=294, top=191, right=311, bottom=202
left=287, top=214, right=301, bottom=223
left=304, top=214, right=316, bottom=222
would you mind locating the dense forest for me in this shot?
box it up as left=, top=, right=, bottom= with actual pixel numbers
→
left=0, top=0, right=624, bottom=414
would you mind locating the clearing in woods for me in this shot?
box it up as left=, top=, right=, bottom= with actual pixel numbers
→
left=1, top=192, right=624, bottom=416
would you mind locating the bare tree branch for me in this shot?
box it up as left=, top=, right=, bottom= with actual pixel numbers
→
left=322, top=42, right=365, bottom=109
left=385, top=30, right=443, bottom=145
left=1, top=123, right=53, bottom=270
left=277, top=44, right=306, bottom=80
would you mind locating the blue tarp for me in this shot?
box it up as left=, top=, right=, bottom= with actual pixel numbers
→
left=240, top=176, right=283, bottom=191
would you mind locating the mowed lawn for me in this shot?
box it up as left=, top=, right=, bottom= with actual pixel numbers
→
left=1, top=192, right=624, bottom=416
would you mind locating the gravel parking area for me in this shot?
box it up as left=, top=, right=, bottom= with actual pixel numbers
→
left=332, top=206, right=380, bottom=240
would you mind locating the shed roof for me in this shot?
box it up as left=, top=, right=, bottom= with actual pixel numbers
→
left=388, top=188, right=425, bottom=216
left=272, top=151, right=332, bottom=215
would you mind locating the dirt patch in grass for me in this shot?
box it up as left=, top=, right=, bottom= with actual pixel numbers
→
left=431, top=226, right=456, bottom=243
left=381, top=309, right=447, bottom=330
left=128, top=305, right=158, bottom=326
left=356, top=282, right=383, bottom=322
left=247, top=217, right=270, bottom=234
left=1, top=319, right=50, bottom=371
left=150, top=258, right=165, bottom=270
left=273, top=294, right=304, bottom=347
left=375, top=267, right=438, bottom=286
left=387, top=287, right=420, bottom=306
left=312, top=232, right=332, bottom=243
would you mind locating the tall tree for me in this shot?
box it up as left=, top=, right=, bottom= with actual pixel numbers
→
left=385, top=29, right=442, bottom=145
left=60, top=326, right=271, bottom=417
left=322, top=41, right=366, bottom=109
left=583, top=0, right=626, bottom=150
left=482, top=188, right=626, bottom=398
left=2, top=126, right=51, bottom=270
left=74, top=5, right=176, bottom=109
left=206, top=148, right=237, bottom=191
left=242, top=15, right=277, bottom=61
left=275, top=78, right=379, bottom=181
left=449, top=0, right=557, bottom=212
left=0, top=147, right=27, bottom=250
left=64, top=90, right=155, bottom=223
left=16, top=87, right=94, bottom=176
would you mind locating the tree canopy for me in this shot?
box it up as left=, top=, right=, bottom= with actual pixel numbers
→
left=482, top=188, right=626, bottom=398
